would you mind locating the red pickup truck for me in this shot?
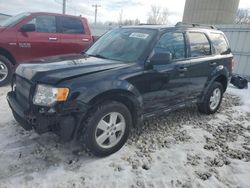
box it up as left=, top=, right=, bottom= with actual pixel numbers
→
left=0, top=12, right=93, bottom=86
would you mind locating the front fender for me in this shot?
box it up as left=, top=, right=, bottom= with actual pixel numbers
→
left=72, top=79, right=144, bottom=129
left=77, top=79, right=142, bottom=106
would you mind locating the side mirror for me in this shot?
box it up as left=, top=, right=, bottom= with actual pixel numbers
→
left=150, top=51, right=172, bottom=65
left=20, top=24, right=36, bottom=32
left=222, top=48, right=231, bottom=55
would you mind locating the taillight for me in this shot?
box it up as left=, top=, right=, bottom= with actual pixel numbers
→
left=229, top=57, right=235, bottom=72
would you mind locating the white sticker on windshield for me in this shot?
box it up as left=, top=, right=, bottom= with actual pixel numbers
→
left=129, top=33, right=149, bottom=39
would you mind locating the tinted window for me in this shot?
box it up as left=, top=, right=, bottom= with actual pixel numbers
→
left=154, top=32, right=185, bottom=60
left=188, top=32, right=211, bottom=57
left=210, top=33, right=229, bottom=55
left=28, top=16, right=56, bottom=33
left=61, top=17, right=84, bottom=34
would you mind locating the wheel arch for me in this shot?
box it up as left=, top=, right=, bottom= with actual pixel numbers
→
left=199, top=73, right=229, bottom=103
left=0, top=47, right=16, bottom=65
left=88, top=89, right=143, bottom=127
left=214, top=74, right=228, bottom=92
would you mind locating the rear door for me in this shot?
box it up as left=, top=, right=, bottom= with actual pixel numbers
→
left=17, top=15, right=61, bottom=62
left=209, top=32, right=232, bottom=73
left=75, top=18, right=92, bottom=51
left=141, top=32, right=191, bottom=114
left=58, top=16, right=91, bottom=55
left=185, top=31, right=213, bottom=99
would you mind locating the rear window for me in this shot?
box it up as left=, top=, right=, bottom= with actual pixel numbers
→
left=210, top=33, right=230, bottom=55
left=188, top=32, right=211, bottom=57
left=61, top=17, right=84, bottom=34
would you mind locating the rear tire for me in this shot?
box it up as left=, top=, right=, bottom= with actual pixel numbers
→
left=0, top=55, right=13, bottom=86
left=198, top=82, right=223, bottom=114
left=81, top=101, right=132, bottom=157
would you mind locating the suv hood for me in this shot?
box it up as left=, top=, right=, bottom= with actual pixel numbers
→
left=16, top=54, right=129, bottom=84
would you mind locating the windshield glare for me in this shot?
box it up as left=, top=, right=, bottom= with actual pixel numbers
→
left=0, top=12, right=30, bottom=27
left=86, top=28, right=156, bottom=62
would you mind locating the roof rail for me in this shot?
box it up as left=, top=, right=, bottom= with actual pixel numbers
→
left=138, top=23, right=161, bottom=25
left=175, top=22, right=217, bottom=29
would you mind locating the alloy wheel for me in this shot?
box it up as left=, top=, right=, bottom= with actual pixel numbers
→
left=95, top=112, right=126, bottom=149
left=209, top=88, right=221, bottom=110
left=0, top=61, right=8, bottom=82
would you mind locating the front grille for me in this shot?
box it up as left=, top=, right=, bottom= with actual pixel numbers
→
left=15, top=75, right=32, bottom=110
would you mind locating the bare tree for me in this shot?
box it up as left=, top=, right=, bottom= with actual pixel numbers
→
left=147, top=5, right=169, bottom=24
left=236, top=8, right=250, bottom=24
left=118, top=10, right=123, bottom=25
left=122, top=19, right=140, bottom=25
left=134, top=18, right=140, bottom=25
left=123, top=19, right=133, bottom=25
left=160, top=8, right=169, bottom=24
left=116, top=7, right=142, bottom=26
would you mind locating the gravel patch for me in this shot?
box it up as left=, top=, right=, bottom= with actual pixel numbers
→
left=0, top=87, right=250, bottom=187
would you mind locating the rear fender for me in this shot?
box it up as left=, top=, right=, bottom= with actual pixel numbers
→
left=199, top=65, right=229, bottom=103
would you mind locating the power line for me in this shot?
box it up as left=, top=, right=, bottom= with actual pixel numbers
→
left=62, top=0, right=66, bottom=14
left=54, top=0, right=84, bottom=16
left=92, top=4, right=101, bottom=24
left=54, top=0, right=67, bottom=14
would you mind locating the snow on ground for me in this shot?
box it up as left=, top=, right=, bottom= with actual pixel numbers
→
left=0, top=84, right=249, bottom=188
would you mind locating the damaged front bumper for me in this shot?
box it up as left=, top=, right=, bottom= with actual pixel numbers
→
left=7, top=91, right=88, bottom=141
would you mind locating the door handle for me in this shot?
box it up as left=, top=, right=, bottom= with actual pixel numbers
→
left=48, top=37, right=58, bottom=41
left=177, top=67, right=188, bottom=72
left=210, top=62, right=217, bottom=66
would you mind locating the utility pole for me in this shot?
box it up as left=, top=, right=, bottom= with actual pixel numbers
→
left=62, top=0, right=66, bottom=14
left=92, top=4, right=101, bottom=24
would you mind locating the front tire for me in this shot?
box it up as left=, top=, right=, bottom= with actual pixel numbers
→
left=0, top=55, right=13, bottom=86
left=198, top=82, right=223, bottom=114
left=81, top=101, right=132, bottom=157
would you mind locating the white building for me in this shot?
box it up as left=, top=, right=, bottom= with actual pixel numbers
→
left=183, top=0, right=240, bottom=24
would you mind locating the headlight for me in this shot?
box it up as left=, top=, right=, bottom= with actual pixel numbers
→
left=33, top=84, right=69, bottom=106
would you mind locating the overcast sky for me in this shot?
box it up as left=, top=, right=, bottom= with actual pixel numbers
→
left=0, top=0, right=250, bottom=24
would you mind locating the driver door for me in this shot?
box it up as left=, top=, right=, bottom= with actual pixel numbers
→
left=17, top=15, right=61, bottom=62
left=142, top=32, right=191, bottom=114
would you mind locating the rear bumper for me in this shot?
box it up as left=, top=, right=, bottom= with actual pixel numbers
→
left=7, top=91, right=88, bottom=141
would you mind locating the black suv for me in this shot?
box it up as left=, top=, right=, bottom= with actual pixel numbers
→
left=7, top=23, right=234, bottom=156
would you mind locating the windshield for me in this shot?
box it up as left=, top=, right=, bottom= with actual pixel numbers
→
left=86, top=28, right=157, bottom=62
left=0, top=12, right=30, bottom=27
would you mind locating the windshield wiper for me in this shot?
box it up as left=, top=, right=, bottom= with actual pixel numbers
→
left=81, top=51, right=89, bottom=58
left=89, top=54, right=108, bottom=59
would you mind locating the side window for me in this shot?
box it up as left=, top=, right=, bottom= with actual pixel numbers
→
left=28, top=16, right=56, bottom=33
left=209, top=33, right=230, bottom=55
left=155, top=32, right=185, bottom=60
left=61, top=17, right=84, bottom=34
left=188, top=32, right=211, bottom=57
